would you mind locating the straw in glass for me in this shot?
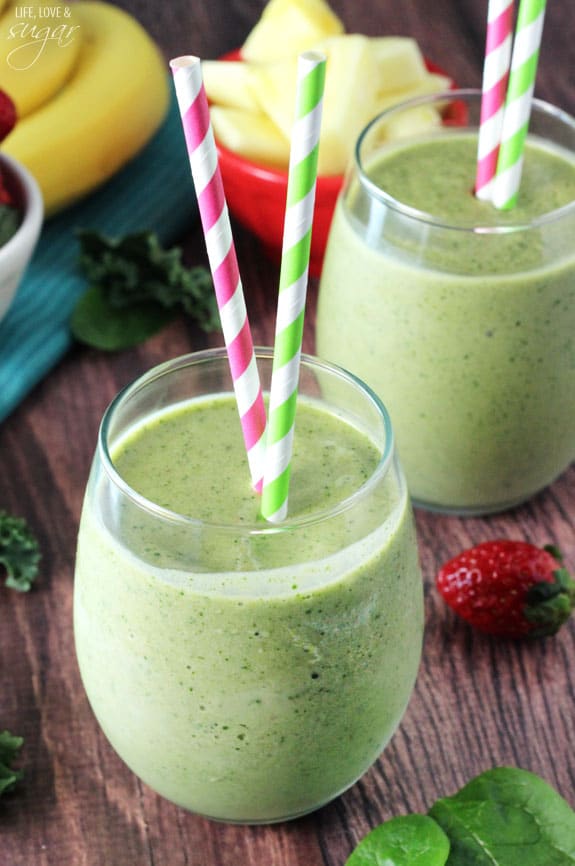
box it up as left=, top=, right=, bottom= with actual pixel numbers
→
left=260, top=51, right=326, bottom=523
left=475, top=0, right=514, bottom=201
left=170, top=56, right=267, bottom=491
left=491, top=0, right=548, bottom=209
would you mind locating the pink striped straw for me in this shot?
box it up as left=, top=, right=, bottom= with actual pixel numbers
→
left=170, top=56, right=266, bottom=492
left=475, top=0, right=515, bottom=201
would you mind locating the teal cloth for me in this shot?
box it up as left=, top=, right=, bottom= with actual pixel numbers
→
left=0, top=89, right=198, bottom=423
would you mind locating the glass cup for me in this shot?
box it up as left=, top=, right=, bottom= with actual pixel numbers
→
left=316, top=90, right=575, bottom=515
left=73, top=348, right=423, bottom=824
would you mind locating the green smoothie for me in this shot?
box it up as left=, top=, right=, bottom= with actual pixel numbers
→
left=74, top=388, right=422, bottom=823
left=317, top=130, right=575, bottom=512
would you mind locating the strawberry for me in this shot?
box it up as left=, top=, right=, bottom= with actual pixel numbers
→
left=0, top=176, right=12, bottom=206
left=0, top=90, right=17, bottom=207
left=436, top=540, right=575, bottom=639
left=0, top=90, right=17, bottom=143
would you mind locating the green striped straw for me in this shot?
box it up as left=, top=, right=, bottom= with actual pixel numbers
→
left=492, top=0, right=547, bottom=209
left=260, top=50, right=326, bottom=523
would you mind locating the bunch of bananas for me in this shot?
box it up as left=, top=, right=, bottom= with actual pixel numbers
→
left=0, top=0, right=169, bottom=213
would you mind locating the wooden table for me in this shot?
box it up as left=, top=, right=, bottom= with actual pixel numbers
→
left=1, top=2, right=574, bottom=863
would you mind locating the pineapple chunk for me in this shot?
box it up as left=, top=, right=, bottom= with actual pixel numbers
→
left=250, top=35, right=382, bottom=175
left=242, top=0, right=344, bottom=62
left=374, top=73, right=452, bottom=116
left=370, top=37, right=428, bottom=94
left=248, top=55, right=299, bottom=138
left=378, top=105, right=442, bottom=142
left=202, top=60, right=260, bottom=112
left=317, top=35, right=383, bottom=174
left=414, top=72, right=452, bottom=93
left=206, top=0, right=450, bottom=175
left=210, top=105, right=290, bottom=167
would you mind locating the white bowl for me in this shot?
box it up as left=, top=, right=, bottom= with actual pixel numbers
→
left=0, top=153, right=43, bottom=322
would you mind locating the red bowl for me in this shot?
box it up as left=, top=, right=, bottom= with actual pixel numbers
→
left=214, top=51, right=456, bottom=277
left=217, top=132, right=341, bottom=279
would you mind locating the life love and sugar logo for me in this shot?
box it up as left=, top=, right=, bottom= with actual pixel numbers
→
left=4, top=5, right=80, bottom=70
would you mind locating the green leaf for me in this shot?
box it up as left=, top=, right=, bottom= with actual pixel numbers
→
left=429, top=767, right=575, bottom=865
left=74, top=230, right=220, bottom=344
left=346, top=814, right=451, bottom=866
left=70, top=285, right=175, bottom=351
left=0, top=510, right=41, bottom=592
left=0, top=730, right=24, bottom=795
left=0, top=203, right=20, bottom=247
left=543, top=544, right=564, bottom=563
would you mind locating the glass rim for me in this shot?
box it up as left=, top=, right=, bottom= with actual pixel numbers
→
left=98, top=347, right=396, bottom=535
left=354, top=88, right=575, bottom=234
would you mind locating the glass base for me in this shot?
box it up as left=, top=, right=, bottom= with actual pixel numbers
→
left=412, top=490, right=542, bottom=517
left=185, top=799, right=330, bottom=826
left=409, top=462, right=572, bottom=516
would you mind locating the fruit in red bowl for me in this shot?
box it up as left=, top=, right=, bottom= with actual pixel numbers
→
left=215, top=120, right=342, bottom=278
left=208, top=48, right=457, bottom=276
left=0, top=91, right=43, bottom=323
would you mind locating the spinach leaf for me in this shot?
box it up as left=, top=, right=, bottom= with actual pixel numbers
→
left=0, top=203, right=20, bottom=247
left=346, top=814, right=450, bottom=866
left=70, top=286, right=175, bottom=351
left=429, top=767, right=575, bottom=865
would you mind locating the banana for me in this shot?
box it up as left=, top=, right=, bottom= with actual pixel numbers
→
left=0, top=0, right=82, bottom=117
left=1, top=1, right=169, bottom=214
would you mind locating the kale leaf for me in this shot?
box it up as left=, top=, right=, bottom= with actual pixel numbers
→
left=0, top=730, right=24, bottom=795
left=71, top=230, right=220, bottom=350
left=0, top=510, right=41, bottom=592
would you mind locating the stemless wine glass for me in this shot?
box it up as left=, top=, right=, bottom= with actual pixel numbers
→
left=316, top=90, right=575, bottom=515
left=73, top=348, right=423, bottom=824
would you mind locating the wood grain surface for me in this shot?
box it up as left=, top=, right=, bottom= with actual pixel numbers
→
left=1, top=2, right=574, bottom=864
